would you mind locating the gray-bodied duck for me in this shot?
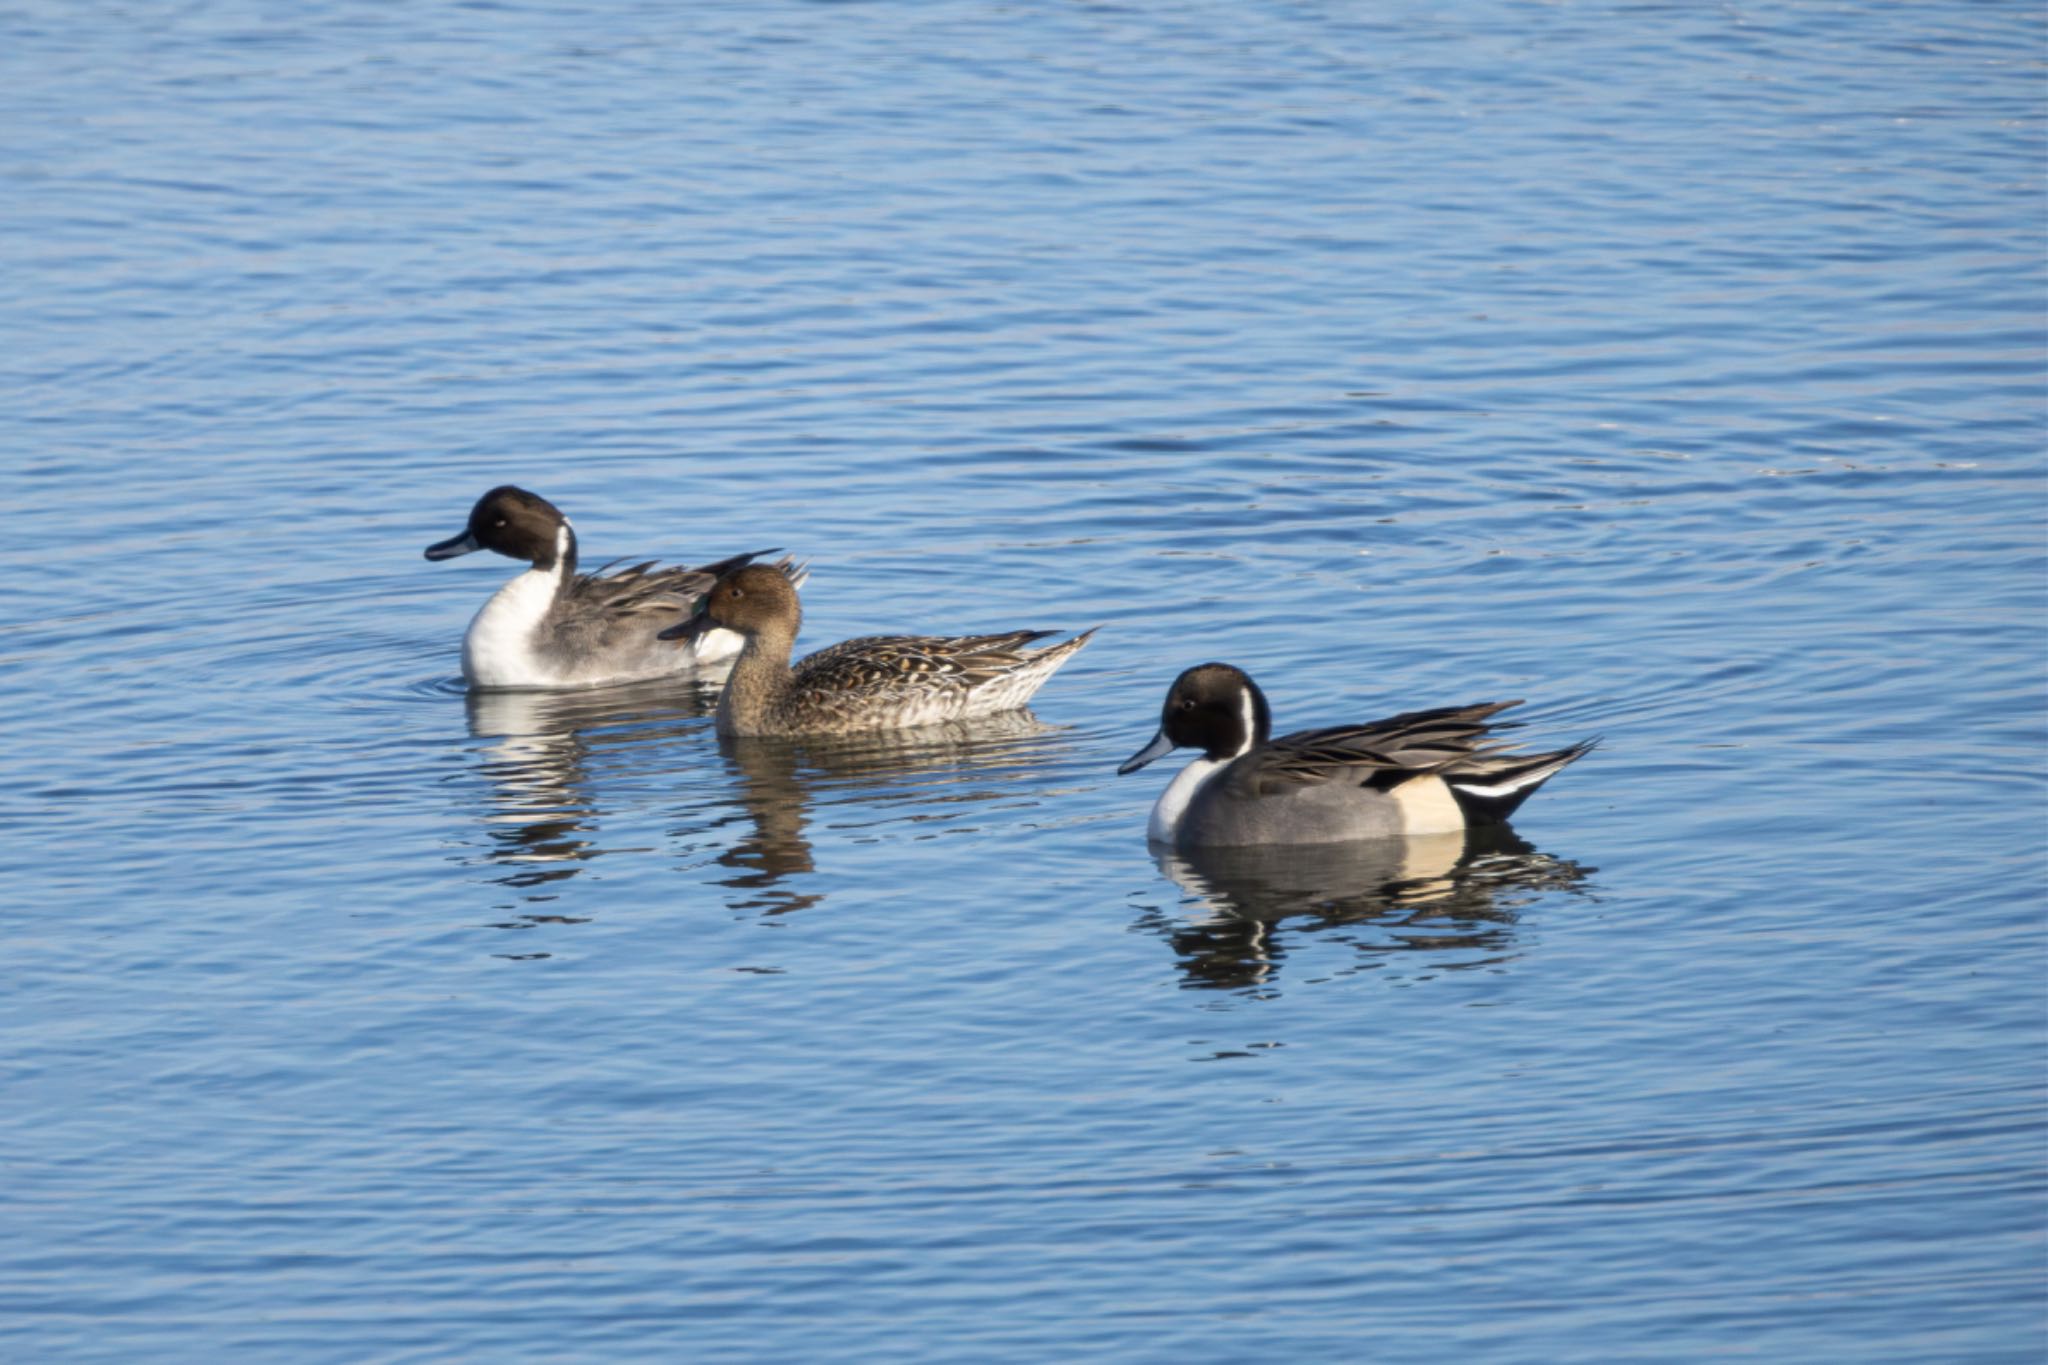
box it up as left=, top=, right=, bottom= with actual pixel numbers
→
left=425, top=485, right=805, bottom=689
left=1119, top=663, right=1595, bottom=848
left=658, top=564, right=1096, bottom=737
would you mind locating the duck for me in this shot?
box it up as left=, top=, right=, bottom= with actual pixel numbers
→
left=424, top=485, right=806, bottom=690
left=1118, top=662, right=1595, bottom=848
left=656, top=563, right=1096, bottom=737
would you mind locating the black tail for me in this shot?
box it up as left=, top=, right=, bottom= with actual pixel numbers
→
left=1444, top=738, right=1599, bottom=826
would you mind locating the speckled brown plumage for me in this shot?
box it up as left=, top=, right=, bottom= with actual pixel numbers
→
left=659, top=565, right=1096, bottom=737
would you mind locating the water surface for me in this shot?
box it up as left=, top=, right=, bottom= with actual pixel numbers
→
left=3, top=2, right=2044, bottom=1360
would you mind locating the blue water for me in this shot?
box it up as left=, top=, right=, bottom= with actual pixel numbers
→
left=4, top=2, right=2044, bottom=1359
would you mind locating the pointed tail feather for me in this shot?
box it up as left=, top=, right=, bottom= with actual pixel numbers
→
left=776, top=554, right=811, bottom=591
left=1445, top=737, right=1599, bottom=825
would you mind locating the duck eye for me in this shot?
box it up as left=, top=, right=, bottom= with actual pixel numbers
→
left=730, top=586, right=745, bottom=599
left=494, top=519, right=507, bottom=528
left=1179, top=698, right=1196, bottom=711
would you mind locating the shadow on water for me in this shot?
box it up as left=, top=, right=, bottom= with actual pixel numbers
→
left=461, top=678, right=720, bottom=918
left=702, top=711, right=1072, bottom=916
left=1139, top=826, right=1593, bottom=993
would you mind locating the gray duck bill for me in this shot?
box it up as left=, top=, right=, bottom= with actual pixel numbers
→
left=423, top=530, right=481, bottom=561
left=1118, top=729, right=1176, bottom=775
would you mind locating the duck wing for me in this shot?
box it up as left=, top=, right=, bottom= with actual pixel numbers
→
left=1250, top=700, right=1526, bottom=794
left=794, top=630, right=1064, bottom=696
left=567, top=551, right=806, bottom=625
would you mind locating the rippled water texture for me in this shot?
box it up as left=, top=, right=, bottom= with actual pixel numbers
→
left=4, top=2, right=2043, bottom=1360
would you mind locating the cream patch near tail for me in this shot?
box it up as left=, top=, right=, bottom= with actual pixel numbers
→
left=1390, top=774, right=1465, bottom=836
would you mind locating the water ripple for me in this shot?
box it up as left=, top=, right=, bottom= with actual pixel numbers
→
left=1, top=0, right=2041, bottom=1359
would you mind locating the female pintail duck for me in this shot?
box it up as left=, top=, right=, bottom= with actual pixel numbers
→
left=424, top=485, right=806, bottom=690
left=1119, top=663, right=1596, bottom=848
left=657, top=564, right=1096, bottom=737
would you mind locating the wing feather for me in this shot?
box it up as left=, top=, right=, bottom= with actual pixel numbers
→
left=1250, top=700, right=1527, bottom=794
left=564, top=551, right=801, bottom=623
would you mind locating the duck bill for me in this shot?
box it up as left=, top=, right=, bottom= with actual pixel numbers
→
left=657, top=612, right=714, bottom=644
left=1118, top=728, right=1176, bottom=775
left=424, top=529, right=481, bottom=561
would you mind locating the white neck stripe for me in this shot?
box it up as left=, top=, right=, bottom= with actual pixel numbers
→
left=1149, top=754, right=1229, bottom=844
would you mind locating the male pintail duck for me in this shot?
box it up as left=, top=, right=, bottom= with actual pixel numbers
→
left=425, top=485, right=806, bottom=689
left=1119, top=663, right=1596, bottom=848
left=657, top=563, right=1096, bottom=737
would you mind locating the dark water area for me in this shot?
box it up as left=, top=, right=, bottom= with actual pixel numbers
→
left=3, top=2, right=2043, bottom=1359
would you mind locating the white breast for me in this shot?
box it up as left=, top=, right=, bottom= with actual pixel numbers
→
left=461, top=564, right=563, bottom=687
left=685, top=625, right=746, bottom=667
left=1147, top=755, right=1230, bottom=844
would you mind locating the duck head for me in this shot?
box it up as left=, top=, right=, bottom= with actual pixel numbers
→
left=657, top=563, right=802, bottom=645
left=425, top=486, right=574, bottom=570
left=1119, top=662, right=1273, bottom=773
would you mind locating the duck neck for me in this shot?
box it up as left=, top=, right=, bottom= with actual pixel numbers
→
left=1203, top=682, right=1270, bottom=762
left=532, top=523, right=578, bottom=587
left=717, top=619, right=800, bottom=736
left=1149, top=755, right=1231, bottom=845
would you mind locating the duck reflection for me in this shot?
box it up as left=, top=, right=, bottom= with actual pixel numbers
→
left=1142, top=827, right=1591, bottom=991
left=707, top=734, right=820, bottom=916
left=699, top=711, right=1067, bottom=916
left=462, top=679, right=718, bottom=911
